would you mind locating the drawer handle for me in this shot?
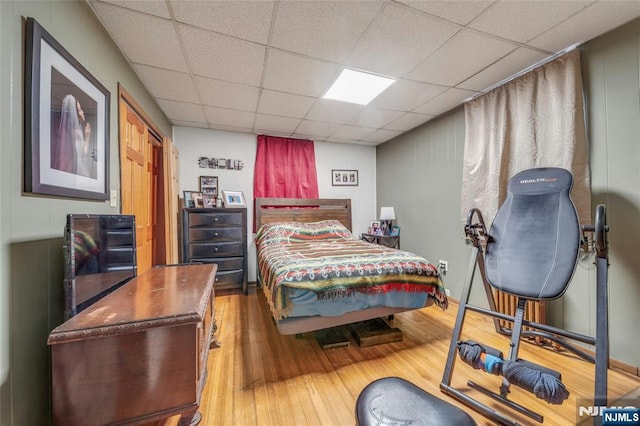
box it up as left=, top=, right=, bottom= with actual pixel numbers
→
left=214, top=232, right=219, bottom=237
left=214, top=247, right=219, bottom=252
left=215, top=277, right=219, bottom=282
left=214, top=217, right=219, bottom=222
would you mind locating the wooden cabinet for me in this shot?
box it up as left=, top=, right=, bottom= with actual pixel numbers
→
left=48, top=264, right=218, bottom=426
left=182, top=207, right=248, bottom=294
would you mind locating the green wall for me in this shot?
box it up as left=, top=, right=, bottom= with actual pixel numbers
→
left=0, top=2, right=171, bottom=425
left=377, top=18, right=640, bottom=371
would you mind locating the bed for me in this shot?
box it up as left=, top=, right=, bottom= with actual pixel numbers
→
left=255, top=198, right=448, bottom=335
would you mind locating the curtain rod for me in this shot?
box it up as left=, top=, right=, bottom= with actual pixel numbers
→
left=464, top=43, right=581, bottom=103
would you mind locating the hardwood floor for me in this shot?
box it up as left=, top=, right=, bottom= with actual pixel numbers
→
left=191, top=286, right=639, bottom=425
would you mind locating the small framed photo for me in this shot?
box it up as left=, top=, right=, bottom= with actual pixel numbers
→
left=222, top=190, right=246, bottom=207
left=332, top=169, right=358, bottom=186
left=202, top=193, right=216, bottom=208
left=390, top=226, right=401, bottom=236
left=369, top=220, right=381, bottom=235
left=183, top=190, right=196, bottom=208
left=199, top=175, right=218, bottom=196
left=192, top=192, right=204, bottom=208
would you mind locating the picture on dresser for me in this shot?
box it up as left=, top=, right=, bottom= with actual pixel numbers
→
left=222, top=190, right=246, bottom=207
left=202, top=193, right=216, bottom=208
left=183, top=190, right=196, bottom=208
left=199, top=175, right=218, bottom=196
left=192, top=192, right=204, bottom=208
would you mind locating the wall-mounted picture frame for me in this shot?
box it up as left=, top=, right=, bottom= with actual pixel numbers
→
left=24, top=17, right=110, bottom=200
left=332, top=169, right=358, bottom=186
left=199, top=175, right=218, bottom=196
left=222, top=190, right=246, bottom=207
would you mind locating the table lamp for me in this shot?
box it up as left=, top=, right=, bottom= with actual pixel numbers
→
left=379, top=207, right=396, bottom=235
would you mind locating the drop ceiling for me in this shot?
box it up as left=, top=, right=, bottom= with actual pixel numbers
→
left=88, top=0, right=640, bottom=146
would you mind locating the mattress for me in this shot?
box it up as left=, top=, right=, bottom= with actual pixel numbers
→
left=255, top=220, right=447, bottom=320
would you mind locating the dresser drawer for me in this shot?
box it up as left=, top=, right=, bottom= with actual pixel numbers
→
left=187, top=257, right=243, bottom=271
left=214, top=269, right=244, bottom=285
left=188, top=212, right=243, bottom=227
left=188, top=241, right=243, bottom=258
left=188, top=227, right=242, bottom=242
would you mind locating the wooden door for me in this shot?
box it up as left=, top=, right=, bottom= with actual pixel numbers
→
left=163, top=137, right=180, bottom=264
left=120, top=102, right=153, bottom=273
left=118, top=85, right=178, bottom=273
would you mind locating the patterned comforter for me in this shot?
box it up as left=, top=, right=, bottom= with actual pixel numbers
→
left=255, top=220, right=448, bottom=319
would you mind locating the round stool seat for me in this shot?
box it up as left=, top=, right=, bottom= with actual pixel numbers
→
left=355, top=377, right=476, bottom=426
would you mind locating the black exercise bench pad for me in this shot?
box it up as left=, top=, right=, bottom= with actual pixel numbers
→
left=355, top=377, right=476, bottom=425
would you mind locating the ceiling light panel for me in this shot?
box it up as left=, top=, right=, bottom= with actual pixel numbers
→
left=323, top=69, right=395, bottom=105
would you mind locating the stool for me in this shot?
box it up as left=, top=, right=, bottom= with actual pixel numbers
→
left=355, top=377, right=476, bottom=426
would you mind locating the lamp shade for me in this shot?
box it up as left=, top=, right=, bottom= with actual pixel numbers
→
left=379, top=207, right=396, bottom=221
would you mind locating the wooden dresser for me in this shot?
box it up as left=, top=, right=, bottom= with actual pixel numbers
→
left=181, top=207, right=248, bottom=294
left=48, top=263, right=218, bottom=426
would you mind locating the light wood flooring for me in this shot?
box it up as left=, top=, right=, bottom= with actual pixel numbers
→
left=185, top=286, right=639, bottom=425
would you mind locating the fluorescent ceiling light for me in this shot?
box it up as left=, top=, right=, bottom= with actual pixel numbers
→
left=323, top=69, right=395, bottom=105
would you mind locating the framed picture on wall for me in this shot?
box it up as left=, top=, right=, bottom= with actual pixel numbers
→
left=24, top=17, right=110, bottom=200
left=199, top=175, right=218, bottom=196
left=332, top=169, right=358, bottom=186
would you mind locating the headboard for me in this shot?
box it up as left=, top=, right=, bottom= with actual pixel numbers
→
left=255, top=198, right=352, bottom=231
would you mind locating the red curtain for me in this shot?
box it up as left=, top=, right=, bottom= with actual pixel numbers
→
left=254, top=134, right=319, bottom=199
left=253, top=135, right=319, bottom=229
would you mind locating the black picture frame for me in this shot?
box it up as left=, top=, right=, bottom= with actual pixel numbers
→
left=24, top=17, right=110, bottom=200
left=331, top=169, right=358, bottom=186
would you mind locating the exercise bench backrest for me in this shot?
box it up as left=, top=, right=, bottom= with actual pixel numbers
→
left=485, top=167, right=580, bottom=300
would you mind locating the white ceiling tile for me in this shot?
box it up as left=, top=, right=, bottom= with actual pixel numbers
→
left=529, top=2, right=640, bottom=52
left=385, top=112, right=434, bottom=131
left=263, top=49, right=342, bottom=97
left=134, top=64, right=198, bottom=103
left=347, top=2, right=461, bottom=77
left=369, top=79, right=448, bottom=111
left=348, top=108, right=405, bottom=128
left=254, top=114, right=301, bottom=134
left=171, top=0, right=274, bottom=44
left=270, top=1, right=382, bottom=62
left=94, top=0, right=171, bottom=19
left=457, top=47, right=549, bottom=91
left=91, top=2, right=188, bottom=72
left=179, top=25, right=265, bottom=86
left=208, top=124, right=254, bottom=135
left=358, top=140, right=384, bottom=146
left=469, top=1, right=592, bottom=44
left=363, top=128, right=403, bottom=143
left=330, top=125, right=377, bottom=140
left=323, top=137, right=358, bottom=144
left=305, top=99, right=364, bottom=125
left=396, top=0, right=494, bottom=25
left=157, top=99, right=206, bottom=123
left=408, top=30, right=517, bottom=86
left=204, top=106, right=256, bottom=129
left=194, top=76, right=259, bottom=111
left=257, top=90, right=316, bottom=118
left=295, top=120, right=342, bottom=138
left=413, top=87, right=476, bottom=115
left=172, top=120, right=209, bottom=129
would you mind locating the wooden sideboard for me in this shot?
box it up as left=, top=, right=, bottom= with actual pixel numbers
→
left=48, top=263, right=218, bottom=425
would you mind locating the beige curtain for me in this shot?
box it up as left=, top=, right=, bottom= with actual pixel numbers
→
left=461, top=50, right=591, bottom=226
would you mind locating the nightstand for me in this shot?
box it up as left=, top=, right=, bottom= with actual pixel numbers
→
left=361, top=233, right=400, bottom=249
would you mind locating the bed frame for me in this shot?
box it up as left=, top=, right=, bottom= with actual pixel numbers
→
left=254, top=197, right=435, bottom=335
